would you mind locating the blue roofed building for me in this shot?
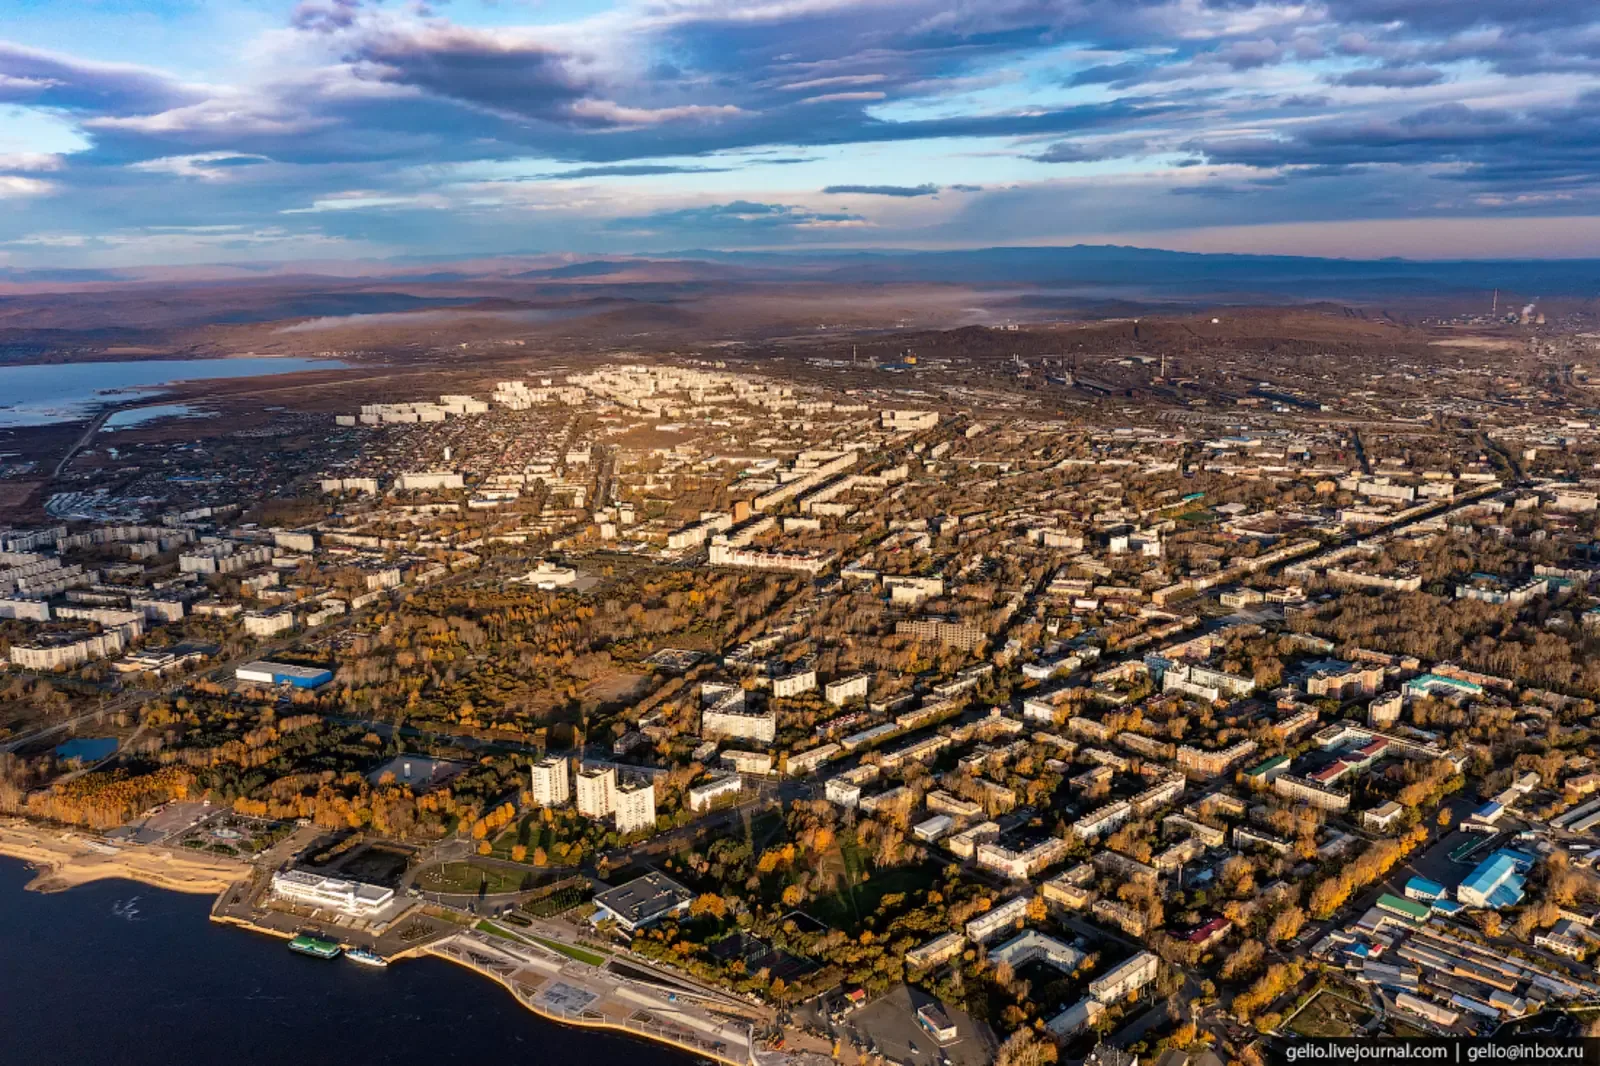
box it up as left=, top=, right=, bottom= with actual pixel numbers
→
left=1471, top=800, right=1505, bottom=825
left=1456, top=849, right=1536, bottom=909
left=1404, top=876, right=1447, bottom=902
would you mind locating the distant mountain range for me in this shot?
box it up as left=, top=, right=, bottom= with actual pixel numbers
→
left=0, top=244, right=1593, bottom=344
left=5, top=243, right=1600, bottom=297
left=661, top=245, right=1600, bottom=298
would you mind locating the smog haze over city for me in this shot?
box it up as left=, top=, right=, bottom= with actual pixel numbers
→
left=5, top=4, right=1600, bottom=1066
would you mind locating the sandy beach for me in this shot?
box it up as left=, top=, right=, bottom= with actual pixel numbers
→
left=0, top=818, right=248, bottom=895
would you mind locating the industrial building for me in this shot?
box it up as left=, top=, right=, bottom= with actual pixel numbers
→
left=1457, top=849, right=1534, bottom=909
left=235, top=661, right=333, bottom=689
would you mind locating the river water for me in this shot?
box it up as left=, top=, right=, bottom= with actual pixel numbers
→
left=0, top=357, right=346, bottom=428
left=0, top=857, right=691, bottom=1066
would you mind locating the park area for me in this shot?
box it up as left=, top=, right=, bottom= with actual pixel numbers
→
left=418, top=860, right=538, bottom=895
left=808, top=834, right=938, bottom=932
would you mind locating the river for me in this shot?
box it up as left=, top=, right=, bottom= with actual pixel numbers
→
left=0, top=857, right=692, bottom=1066
left=0, top=358, right=347, bottom=428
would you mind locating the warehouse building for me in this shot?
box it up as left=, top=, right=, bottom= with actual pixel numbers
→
left=235, top=661, right=333, bottom=689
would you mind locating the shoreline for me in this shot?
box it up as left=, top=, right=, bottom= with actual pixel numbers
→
left=425, top=934, right=751, bottom=1066
left=0, top=817, right=763, bottom=1065
left=0, top=817, right=248, bottom=896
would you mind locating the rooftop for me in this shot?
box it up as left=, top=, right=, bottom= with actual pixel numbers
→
left=592, top=872, right=694, bottom=928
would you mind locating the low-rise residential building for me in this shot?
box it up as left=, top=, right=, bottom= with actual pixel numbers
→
left=965, top=895, right=1032, bottom=944
left=976, top=837, right=1072, bottom=880
left=687, top=771, right=743, bottom=812
left=1088, top=951, right=1160, bottom=1003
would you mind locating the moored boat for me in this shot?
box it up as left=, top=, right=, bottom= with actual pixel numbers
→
left=288, top=933, right=342, bottom=959
left=345, top=946, right=388, bottom=968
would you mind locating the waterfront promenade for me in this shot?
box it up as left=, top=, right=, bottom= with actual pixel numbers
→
left=430, top=927, right=757, bottom=1065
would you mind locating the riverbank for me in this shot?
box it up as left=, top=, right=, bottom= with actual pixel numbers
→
left=0, top=818, right=247, bottom=895
left=428, top=930, right=756, bottom=1066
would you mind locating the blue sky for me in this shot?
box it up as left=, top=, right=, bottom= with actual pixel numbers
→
left=2, top=0, right=1600, bottom=266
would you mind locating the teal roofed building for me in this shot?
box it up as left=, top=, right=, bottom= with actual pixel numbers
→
left=1405, top=673, right=1483, bottom=700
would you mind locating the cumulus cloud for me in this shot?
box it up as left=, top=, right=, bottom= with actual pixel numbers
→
left=2, top=0, right=1600, bottom=260
left=0, top=153, right=64, bottom=172
left=0, top=176, right=54, bottom=198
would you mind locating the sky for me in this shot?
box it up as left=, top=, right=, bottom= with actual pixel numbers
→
left=2, top=0, right=1600, bottom=267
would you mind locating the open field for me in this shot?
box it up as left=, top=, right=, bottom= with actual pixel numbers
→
left=418, top=861, right=537, bottom=895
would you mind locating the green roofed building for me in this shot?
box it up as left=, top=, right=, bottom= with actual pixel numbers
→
left=1244, top=754, right=1291, bottom=783
left=1376, top=893, right=1430, bottom=923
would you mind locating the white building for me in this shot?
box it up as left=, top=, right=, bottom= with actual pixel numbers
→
left=772, top=669, right=817, bottom=699
left=530, top=756, right=570, bottom=807
left=243, top=609, right=295, bottom=638
left=1071, top=801, right=1132, bottom=840
left=976, top=837, right=1073, bottom=880
left=396, top=471, right=464, bottom=491
left=1046, top=998, right=1106, bottom=1040
left=824, top=673, right=870, bottom=706
left=988, top=930, right=1086, bottom=973
left=688, top=772, right=743, bottom=812
left=905, top=932, right=965, bottom=970
left=0, top=597, right=50, bottom=621
left=576, top=765, right=616, bottom=818
left=701, top=693, right=777, bottom=743
left=965, top=895, right=1032, bottom=944
left=720, top=750, right=773, bottom=775
left=270, top=869, right=394, bottom=917
left=614, top=777, right=657, bottom=835
left=1088, top=951, right=1159, bottom=1003
left=9, top=630, right=129, bottom=670
left=884, top=575, right=944, bottom=605
left=881, top=409, right=939, bottom=432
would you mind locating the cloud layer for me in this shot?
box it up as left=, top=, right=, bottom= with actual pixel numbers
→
left=1, top=0, right=1599, bottom=263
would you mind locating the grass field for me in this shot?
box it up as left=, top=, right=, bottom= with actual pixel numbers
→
left=418, top=861, right=533, bottom=895
left=475, top=920, right=521, bottom=941
left=530, top=935, right=608, bottom=966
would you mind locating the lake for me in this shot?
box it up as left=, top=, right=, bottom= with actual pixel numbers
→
left=0, top=857, right=692, bottom=1066
left=0, top=358, right=346, bottom=428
